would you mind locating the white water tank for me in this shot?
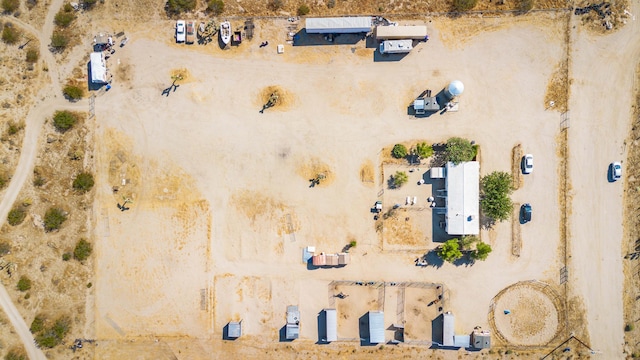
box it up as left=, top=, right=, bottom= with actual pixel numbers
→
left=445, top=80, right=464, bottom=99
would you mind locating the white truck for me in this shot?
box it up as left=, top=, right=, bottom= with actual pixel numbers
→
left=176, top=20, right=186, bottom=43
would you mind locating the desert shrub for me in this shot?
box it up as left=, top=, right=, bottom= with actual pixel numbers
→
left=44, top=207, right=67, bottom=232
left=17, top=276, right=31, bottom=291
left=50, top=30, right=69, bottom=50
left=414, top=142, right=434, bottom=159
left=2, top=23, right=20, bottom=44
left=297, top=4, right=310, bottom=15
left=626, top=323, right=635, bottom=332
left=73, top=172, right=94, bottom=192
left=445, top=137, right=475, bottom=164
left=26, top=0, right=37, bottom=9
left=166, top=0, right=196, bottom=14
left=0, top=241, right=10, bottom=255
left=27, top=48, right=40, bottom=64
left=5, top=348, right=26, bottom=360
left=7, top=121, right=20, bottom=135
left=391, top=171, right=408, bottom=188
left=32, top=315, right=70, bottom=348
left=33, top=174, right=45, bottom=187
left=0, top=173, right=7, bottom=189
left=391, top=144, right=408, bottom=159
left=327, top=0, right=335, bottom=8
left=54, top=5, right=75, bottom=28
left=267, top=0, right=283, bottom=10
left=63, top=84, right=83, bottom=100
left=86, top=282, right=92, bottom=288
left=349, top=240, right=357, bottom=248
left=207, top=0, right=224, bottom=14
left=62, top=252, right=71, bottom=261
left=84, top=0, right=98, bottom=8
left=1, top=0, right=19, bottom=13
left=73, top=238, right=92, bottom=261
left=52, top=110, right=77, bottom=132
left=518, top=0, right=533, bottom=12
left=453, top=0, right=478, bottom=11
left=7, top=207, right=26, bottom=226
left=30, top=316, right=44, bottom=333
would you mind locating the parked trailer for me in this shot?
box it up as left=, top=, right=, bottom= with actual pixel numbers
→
left=375, top=25, right=427, bottom=40
left=305, top=17, right=372, bottom=34
left=379, top=39, right=413, bottom=54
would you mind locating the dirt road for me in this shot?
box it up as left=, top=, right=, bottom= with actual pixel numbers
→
left=568, top=1, right=640, bottom=356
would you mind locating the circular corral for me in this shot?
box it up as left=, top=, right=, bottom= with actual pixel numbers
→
left=490, top=281, right=562, bottom=346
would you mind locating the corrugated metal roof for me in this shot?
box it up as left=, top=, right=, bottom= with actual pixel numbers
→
left=306, top=17, right=372, bottom=34
left=369, top=311, right=385, bottom=344
left=325, top=309, right=337, bottom=342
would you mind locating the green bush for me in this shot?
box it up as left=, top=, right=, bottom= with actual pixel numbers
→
left=297, top=4, right=310, bottom=15
left=1, top=0, right=19, bottom=13
left=414, top=142, right=434, bottom=159
left=453, top=0, right=478, bottom=11
left=5, top=348, right=26, bottom=360
left=44, top=207, right=67, bottom=232
left=480, top=171, right=514, bottom=222
left=7, top=121, right=21, bottom=135
left=626, top=323, right=635, bottom=332
left=391, top=144, right=408, bottom=159
left=73, top=238, right=92, bottom=261
left=7, top=207, right=26, bottom=226
left=166, top=0, right=196, bottom=14
left=391, top=171, right=408, bottom=188
left=0, top=241, right=11, bottom=256
left=62, top=252, right=71, bottom=261
left=17, top=276, right=31, bottom=291
left=2, top=24, right=20, bottom=44
left=50, top=31, right=69, bottom=50
left=30, top=315, right=45, bottom=333
left=349, top=240, right=357, bottom=248
left=63, top=84, right=84, bottom=100
left=73, top=172, right=94, bottom=192
left=54, top=6, right=75, bottom=28
left=86, top=282, right=92, bottom=288
left=52, top=110, right=77, bottom=132
left=438, top=239, right=463, bottom=263
left=471, top=242, right=492, bottom=261
left=207, top=0, right=224, bottom=14
left=445, top=137, right=475, bottom=164
left=33, top=174, right=45, bottom=187
left=33, top=315, right=71, bottom=348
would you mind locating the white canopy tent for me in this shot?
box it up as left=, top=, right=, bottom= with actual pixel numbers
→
left=90, top=52, right=108, bottom=84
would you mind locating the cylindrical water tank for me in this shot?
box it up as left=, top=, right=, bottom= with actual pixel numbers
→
left=445, top=80, right=464, bottom=99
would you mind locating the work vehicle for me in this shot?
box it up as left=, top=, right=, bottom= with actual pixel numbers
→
left=522, top=154, right=533, bottom=174
left=186, top=21, right=195, bottom=44
left=176, top=20, right=186, bottom=43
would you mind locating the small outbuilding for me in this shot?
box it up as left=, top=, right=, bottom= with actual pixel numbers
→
left=375, top=25, right=427, bottom=40
left=338, top=253, right=350, bottom=265
left=368, top=311, right=385, bottom=344
left=472, top=329, right=491, bottom=349
left=324, top=308, right=337, bottom=342
left=443, top=312, right=455, bottom=346
left=89, top=52, right=108, bottom=84
left=228, top=320, right=242, bottom=339
left=286, top=305, right=300, bottom=340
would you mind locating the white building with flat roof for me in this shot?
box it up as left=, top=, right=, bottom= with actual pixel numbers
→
left=445, top=161, right=479, bottom=235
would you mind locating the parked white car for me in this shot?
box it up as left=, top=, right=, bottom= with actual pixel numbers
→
left=176, top=20, right=186, bottom=43
left=522, top=154, right=533, bottom=174
left=610, top=162, right=622, bottom=181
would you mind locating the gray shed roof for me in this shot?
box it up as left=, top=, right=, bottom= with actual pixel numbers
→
left=228, top=321, right=242, bottom=338
left=368, top=311, right=385, bottom=344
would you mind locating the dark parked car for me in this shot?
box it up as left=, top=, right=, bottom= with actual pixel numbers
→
left=520, top=203, right=532, bottom=223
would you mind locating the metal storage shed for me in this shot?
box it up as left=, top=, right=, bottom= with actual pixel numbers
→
left=368, top=311, right=385, bottom=344
left=472, top=329, right=491, bottom=349
left=89, top=52, right=108, bottom=84
left=443, top=312, right=455, bottom=346
left=228, top=321, right=242, bottom=338
left=375, top=25, right=427, bottom=40
left=325, top=309, right=337, bottom=342
left=306, top=17, right=372, bottom=34
left=326, top=254, right=339, bottom=266
left=286, top=305, right=300, bottom=340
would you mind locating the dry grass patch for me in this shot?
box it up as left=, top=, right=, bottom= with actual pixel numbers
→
left=382, top=208, right=426, bottom=246
left=511, top=144, right=523, bottom=190
left=295, top=157, right=334, bottom=187
left=545, top=61, right=569, bottom=113
left=258, top=85, right=294, bottom=111
left=359, top=160, right=375, bottom=185
left=170, top=68, right=194, bottom=83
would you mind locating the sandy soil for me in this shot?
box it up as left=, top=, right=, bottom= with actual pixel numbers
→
left=81, top=11, right=572, bottom=359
